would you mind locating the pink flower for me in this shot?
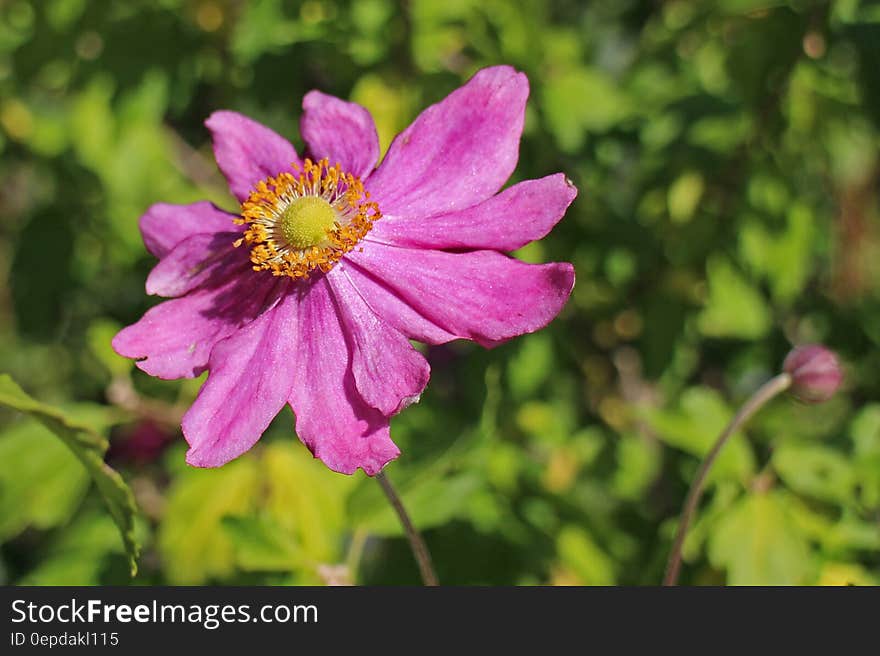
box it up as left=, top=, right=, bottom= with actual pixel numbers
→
left=113, top=66, right=576, bottom=475
left=783, top=344, right=843, bottom=404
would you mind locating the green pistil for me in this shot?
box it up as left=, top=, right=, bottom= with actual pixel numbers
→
left=280, top=196, right=336, bottom=249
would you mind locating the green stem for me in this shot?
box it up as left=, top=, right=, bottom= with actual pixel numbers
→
left=663, top=373, right=792, bottom=586
left=376, top=471, right=439, bottom=586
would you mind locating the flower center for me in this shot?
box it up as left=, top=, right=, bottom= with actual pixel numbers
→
left=234, top=158, right=381, bottom=279
left=280, top=196, right=336, bottom=249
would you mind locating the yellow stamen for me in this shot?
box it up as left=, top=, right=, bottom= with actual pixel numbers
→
left=234, top=158, right=381, bottom=279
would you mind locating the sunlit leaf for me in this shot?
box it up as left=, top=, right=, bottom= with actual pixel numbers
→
left=542, top=69, right=632, bottom=152
left=555, top=525, right=616, bottom=585
left=611, top=435, right=661, bottom=500
left=221, top=515, right=302, bottom=573
left=157, top=458, right=259, bottom=584
left=668, top=171, right=704, bottom=224
left=697, top=256, right=771, bottom=339
left=0, top=374, right=140, bottom=576
left=261, top=442, right=354, bottom=566
left=773, top=443, right=855, bottom=504
left=816, top=562, right=878, bottom=586
left=708, top=491, right=812, bottom=585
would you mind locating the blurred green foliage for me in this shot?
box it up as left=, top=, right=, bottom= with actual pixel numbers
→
left=1, top=0, right=879, bottom=585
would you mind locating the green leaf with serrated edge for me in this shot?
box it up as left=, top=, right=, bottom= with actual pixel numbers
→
left=221, top=515, right=302, bottom=573
left=0, top=374, right=140, bottom=576
left=261, top=442, right=354, bottom=565
left=708, top=491, right=812, bottom=585
left=0, top=374, right=106, bottom=450
left=158, top=459, right=259, bottom=584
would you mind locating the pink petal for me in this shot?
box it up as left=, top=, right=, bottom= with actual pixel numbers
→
left=326, top=268, right=430, bottom=416
left=183, top=286, right=298, bottom=467
left=139, top=201, right=238, bottom=258
left=300, top=91, right=380, bottom=179
left=112, top=275, right=281, bottom=380
left=288, top=277, right=400, bottom=476
left=205, top=111, right=302, bottom=202
left=345, top=243, right=575, bottom=347
left=370, top=174, right=577, bottom=251
left=145, top=232, right=247, bottom=298
left=334, top=262, right=457, bottom=345
left=366, top=65, right=528, bottom=218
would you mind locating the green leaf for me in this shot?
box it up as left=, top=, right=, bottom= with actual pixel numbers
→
left=158, top=459, right=259, bottom=584
left=542, top=68, right=632, bottom=152
left=19, top=510, right=143, bottom=585
left=556, top=525, right=616, bottom=585
left=851, top=403, right=880, bottom=458
left=231, top=0, right=310, bottom=63
left=708, top=491, right=812, bottom=585
left=772, top=443, right=855, bottom=504
left=507, top=333, right=554, bottom=400
left=668, top=171, right=705, bottom=224
left=645, top=387, right=756, bottom=483
left=0, top=374, right=140, bottom=576
left=824, top=516, right=880, bottom=553
left=348, top=472, right=483, bottom=537
left=221, top=515, right=302, bottom=573
left=688, top=114, right=751, bottom=153
left=850, top=404, right=880, bottom=507
left=698, top=256, right=771, bottom=339
left=0, top=421, right=90, bottom=539
left=260, top=442, right=354, bottom=565
left=817, top=562, right=878, bottom=587
left=739, top=203, right=815, bottom=304
left=515, top=400, right=576, bottom=445
left=611, top=435, right=662, bottom=500
left=159, top=441, right=354, bottom=583
left=679, top=481, right=742, bottom=564
left=0, top=374, right=106, bottom=451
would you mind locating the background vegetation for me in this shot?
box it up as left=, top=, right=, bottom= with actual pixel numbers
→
left=1, top=0, right=879, bottom=585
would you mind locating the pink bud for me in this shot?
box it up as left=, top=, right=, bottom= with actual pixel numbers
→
left=783, top=344, right=843, bottom=403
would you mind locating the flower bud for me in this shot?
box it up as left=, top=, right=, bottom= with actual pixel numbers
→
left=783, top=344, right=843, bottom=403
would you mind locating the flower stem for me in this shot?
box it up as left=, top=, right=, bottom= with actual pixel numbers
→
left=375, top=471, right=439, bottom=586
left=662, top=372, right=792, bottom=586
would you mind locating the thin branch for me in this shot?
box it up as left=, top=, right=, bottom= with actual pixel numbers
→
left=663, top=373, right=792, bottom=586
left=375, top=471, right=439, bottom=586
left=106, top=375, right=185, bottom=429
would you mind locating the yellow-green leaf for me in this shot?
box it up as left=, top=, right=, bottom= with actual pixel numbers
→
left=0, top=374, right=140, bottom=575
left=708, top=491, right=812, bottom=585
left=157, top=458, right=259, bottom=584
